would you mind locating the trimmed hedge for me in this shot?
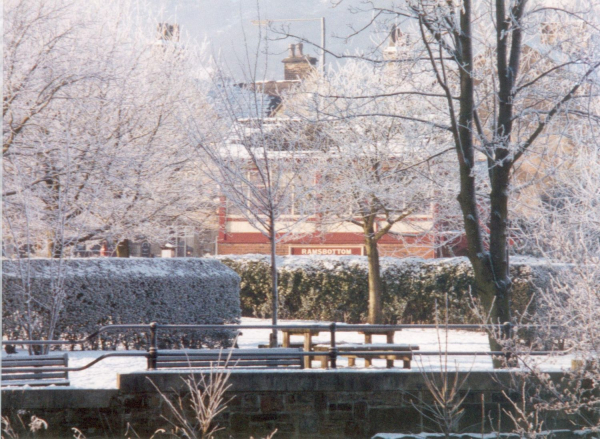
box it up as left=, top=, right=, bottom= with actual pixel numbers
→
left=217, top=255, right=553, bottom=324
left=2, top=258, right=241, bottom=349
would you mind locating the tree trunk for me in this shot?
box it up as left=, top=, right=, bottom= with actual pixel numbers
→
left=269, top=221, right=278, bottom=347
left=365, top=233, right=384, bottom=324
left=116, top=239, right=131, bottom=258
left=488, top=167, right=512, bottom=327
left=453, top=0, right=511, bottom=361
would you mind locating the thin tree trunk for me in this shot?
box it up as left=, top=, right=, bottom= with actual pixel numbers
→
left=364, top=230, right=384, bottom=324
left=116, top=239, right=131, bottom=257
left=269, top=219, right=278, bottom=347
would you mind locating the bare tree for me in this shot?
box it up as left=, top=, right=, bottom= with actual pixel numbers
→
left=187, top=74, right=317, bottom=345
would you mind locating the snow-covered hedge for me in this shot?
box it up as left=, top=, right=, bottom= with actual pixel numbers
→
left=217, top=255, right=553, bottom=324
left=2, top=258, right=241, bottom=349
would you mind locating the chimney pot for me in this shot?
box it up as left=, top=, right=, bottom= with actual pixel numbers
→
left=282, top=42, right=317, bottom=80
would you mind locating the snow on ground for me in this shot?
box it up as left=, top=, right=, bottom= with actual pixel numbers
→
left=237, top=317, right=494, bottom=371
left=2, top=317, right=574, bottom=389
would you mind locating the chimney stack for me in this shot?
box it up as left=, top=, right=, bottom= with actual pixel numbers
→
left=282, top=43, right=317, bottom=80
left=157, top=23, right=180, bottom=42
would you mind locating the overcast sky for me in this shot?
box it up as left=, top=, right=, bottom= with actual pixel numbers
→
left=147, top=0, right=394, bottom=80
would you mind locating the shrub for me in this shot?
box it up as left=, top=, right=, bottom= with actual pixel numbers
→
left=2, top=258, right=241, bottom=349
left=217, top=255, right=554, bottom=324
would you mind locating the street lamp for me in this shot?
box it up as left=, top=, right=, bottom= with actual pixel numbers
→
left=251, top=17, right=326, bottom=74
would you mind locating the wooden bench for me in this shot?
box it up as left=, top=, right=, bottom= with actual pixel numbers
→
left=258, top=342, right=304, bottom=349
left=1, top=353, right=70, bottom=387
left=315, top=344, right=419, bottom=369
left=154, top=348, right=304, bottom=369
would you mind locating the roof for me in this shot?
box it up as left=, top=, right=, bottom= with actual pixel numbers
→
left=238, top=80, right=302, bottom=117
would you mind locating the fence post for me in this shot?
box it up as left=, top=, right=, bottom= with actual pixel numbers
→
left=503, top=321, right=513, bottom=365
left=148, top=322, right=158, bottom=370
left=329, top=323, right=337, bottom=369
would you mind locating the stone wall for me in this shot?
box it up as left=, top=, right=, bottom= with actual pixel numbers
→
left=1, top=370, right=583, bottom=439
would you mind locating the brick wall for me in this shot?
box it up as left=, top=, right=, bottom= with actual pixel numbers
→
left=284, top=60, right=316, bottom=80
left=218, top=243, right=289, bottom=255
left=3, top=371, right=579, bottom=438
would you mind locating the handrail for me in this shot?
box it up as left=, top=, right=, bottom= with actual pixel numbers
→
left=2, top=322, right=569, bottom=372
left=2, top=324, right=152, bottom=346
left=1, top=321, right=561, bottom=346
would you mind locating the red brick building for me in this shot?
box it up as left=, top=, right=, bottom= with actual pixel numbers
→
left=216, top=41, right=461, bottom=259
left=217, top=212, right=439, bottom=257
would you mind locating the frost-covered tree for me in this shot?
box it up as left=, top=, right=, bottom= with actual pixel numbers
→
left=288, top=62, right=455, bottom=323
left=522, top=99, right=600, bottom=347
left=283, top=0, right=600, bottom=343
left=3, top=0, right=213, bottom=259
left=2, top=0, right=216, bottom=347
left=499, top=113, right=600, bottom=432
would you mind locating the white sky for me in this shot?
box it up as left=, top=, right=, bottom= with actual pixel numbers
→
left=147, top=0, right=393, bottom=80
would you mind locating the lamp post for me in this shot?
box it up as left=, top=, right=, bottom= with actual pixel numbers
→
left=251, top=17, right=326, bottom=75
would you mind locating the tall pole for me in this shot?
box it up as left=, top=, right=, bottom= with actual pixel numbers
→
left=321, top=17, right=326, bottom=75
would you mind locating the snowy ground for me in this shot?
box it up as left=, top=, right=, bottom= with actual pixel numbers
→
left=3, top=317, right=574, bottom=389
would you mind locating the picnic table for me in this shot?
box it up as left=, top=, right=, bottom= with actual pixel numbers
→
left=281, top=328, right=322, bottom=368
left=359, top=328, right=398, bottom=367
left=280, top=326, right=417, bottom=369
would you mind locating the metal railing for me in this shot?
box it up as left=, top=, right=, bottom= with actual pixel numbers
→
left=2, top=322, right=568, bottom=372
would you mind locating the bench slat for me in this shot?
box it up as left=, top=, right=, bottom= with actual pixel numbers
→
left=1, top=354, right=69, bottom=387
left=155, top=348, right=303, bottom=370
left=343, top=354, right=412, bottom=359
left=160, top=356, right=302, bottom=361
left=1, top=354, right=68, bottom=360
left=156, top=360, right=302, bottom=369
left=2, top=367, right=69, bottom=373
left=315, top=344, right=418, bottom=352
left=2, top=379, right=70, bottom=387
left=157, top=348, right=301, bottom=355
left=1, top=359, right=68, bottom=367
left=2, top=372, right=68, bottom=381
left=158, top=354, right=303, bottom=361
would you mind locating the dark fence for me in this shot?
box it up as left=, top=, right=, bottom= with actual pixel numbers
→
left=2, top=322, right=568, bottom=373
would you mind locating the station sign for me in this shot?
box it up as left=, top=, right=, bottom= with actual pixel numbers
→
left=289, top=246, right=364, bottom=256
